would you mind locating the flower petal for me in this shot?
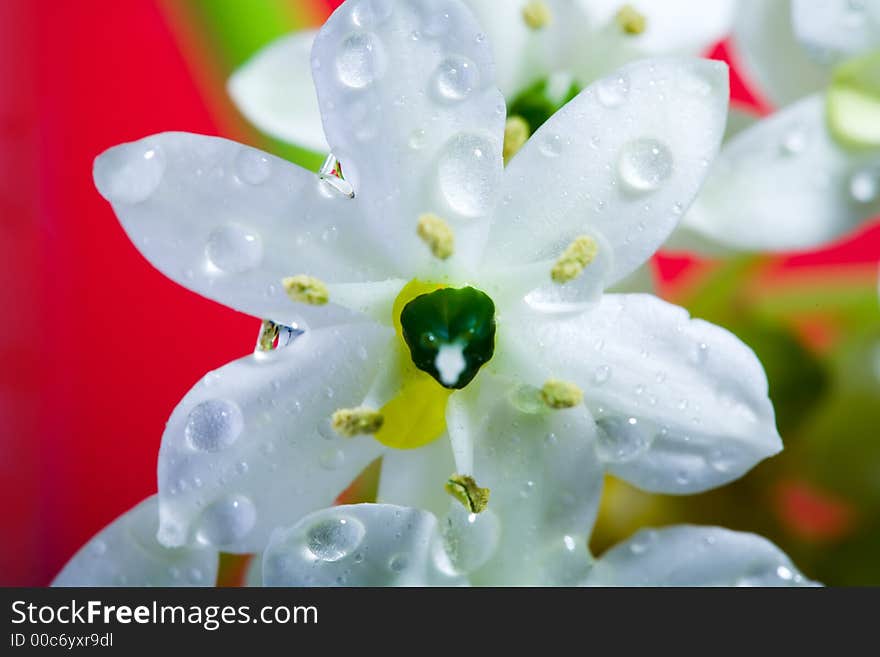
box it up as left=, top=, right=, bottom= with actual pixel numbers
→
left=451, top=376, right=603, bottom=585
left=156, top=323, right=393, bottom=553
left=376, top=434, right=457, bottom=518
left=790, top=0, right=880, bottom=64
left=682, top=94, right=880, bottom=251
left=586, top=525, right=818, bottom=586
left=505, top=294, right=782, bottom=494
left=52, top=496, right=218, bottom=587
left=262, top=503, right=465, bottom=586
left=228, top=31, right=329, bottom=153
left=94, top=132, right=402, bottom=328
left=483, top=57, right=728, bottom=307
left=730, top=0, right=829, bottom=107
left=310, top=0, right=506, bottom=273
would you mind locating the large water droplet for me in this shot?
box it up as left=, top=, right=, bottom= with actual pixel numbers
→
left=433, top=55, right=479, bottom=102
left=235, top=148, right=271, bottom=185
left=509, top=384, right=544, bottom=414
left=351, top=0, right=393, bottom=27
left=205, top=223, right=263, bottom=273
left=596, top=74, right=629, bottom=108
left=618, top=138, right=674, bottom=193
left=185, top=399, right=244, bottom=452
left=849, top=169, right=878, bottom=203
left=437, top=133, right=500, bottom=218
left=94, top=142, right=164, bottom=204
left=441, top=506, right=500, bottom=574
left=335, top=32, right=385, bottom=89
left=196, top=495, right=257, bottom=546
left=306, top=516, right=365, bottom=562
left=595, top=416, right=653, bottom=463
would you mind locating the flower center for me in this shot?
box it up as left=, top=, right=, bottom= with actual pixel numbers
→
left=399, top=285, right=496, bottom=390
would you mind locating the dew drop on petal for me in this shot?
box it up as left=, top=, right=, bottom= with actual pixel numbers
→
left=306, top=516, right=365, bottom=562
left=595, top=416, right=653, bottom=463
left=408, top=128, right=427, bottom=150
left=596, top=74, right=629, bottom=108
left=618, top=138, right=674, bottom=193
left=437, top=133, right=500, bottom=218
left=351, top=0, right=393, bottom=27
left=593, top=365, right=611, bottom=385
left=234, top=148, right=271, bottom=185
left=849, top=169, right=878, bottom=203
left=441, top=506, right=500, bottom=574
left=196, top=494, right=257, bottom=546
left=205, top=223, right=263, bottom=274
left=509, top=384, right=544, bottom=414
left=539, top=133, right=563, bottom=158
left=319, top=447, right=345, bottom=471
left=335, top=32, right=385, bottom=89
left=94, top=143, right=164, bottom=204
left=388, top=554, right=409, bottom=573
left=185, top=399, right=244, bottom=452
left=780, top=126, right=808, bottom=156
left=432, top=55, right=479, bottom=102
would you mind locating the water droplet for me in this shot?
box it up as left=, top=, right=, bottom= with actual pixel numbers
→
left=408, top=128, right=427, bottom=150
left=421, top=8, right=452, bottom=36
left=707, top=447, right=740, bottom=473
left=306, top=516, right=365, bottom=562
left=441, top=506, right=500, bottom=574
left=196, top=494, right=257, bottom=546
left=596, top=74, right=629, bottom=108
left=618, top=138, right=674, bottom=193
left=437, top=133, right=500, bottom=218
left=675, top=471, right=689, bottom=486
left=388, top=554, right=409, bottom=572
left=91, top=539, right=107, bottom=555
left=519, top=480, right=535, bottom=498
left=692, top=341, right=709, bottom=365
left=593, top=365, right=611, bottom=385
left=849, top=169, right=878, bottom=203
left=538, top=133, right=563, bottom=158
left=205, top=223, right=263, bottom=273
left=509, top=384, right=544, bottom=414
left=319, top=447, right=345, bottom=471
left=336, top=32, right=385, bottom=89
left=432, top=55, right=479, bottom=102
left=235, top=148, right=271, bottom=185
left=94, top=142, right=164, bottom=204
left=780, top=127, right=807, bottom=155
left=185, top=399, right=244, bottom=452
left=351, top=0, right=392, bottom=27
left=595, top=416, right=653, bottom=463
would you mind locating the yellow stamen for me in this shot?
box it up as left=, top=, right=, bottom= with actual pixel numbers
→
left=282, top=274, right=329, bottom=305
left=416, top=213, right=455, bottom=260
left=615, top=4, right=646, bottom=35
left=541, top=379, right=583, bottom=409
left=504, top=115, right=531, bottom=164
left=551, top=235, right=598, bottom=283
left=446, top=474, right=491, bottom=513
left=331, top=407, right=385, bottom=437
left=522, top=0, right=552, bottom=30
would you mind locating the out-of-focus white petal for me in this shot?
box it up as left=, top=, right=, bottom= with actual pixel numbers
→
left=376, top=434, right=456, bottom=518
left=791, top=0, right=880, bottom=64
left=481, top=58, right=728, bottom=314
left=504, top=294, right=782, bottom=494
left=731, top=0, right=829, bottom=107
left=682, top=94, right=880, bottom=251
left=311, top=0, right=506, bottom=274
left=156, top=324, right=392, bottom=553
left=94, top=133, right=402, bottom=328
left=449, top=375, right=602, bottom=585
left=228, top=31, right=329, bottom=153
left=262, top=503, right=465, bottom=586
left=586, top=525, right=819, bottom=586
left=52, top=496, right=218, bottom=587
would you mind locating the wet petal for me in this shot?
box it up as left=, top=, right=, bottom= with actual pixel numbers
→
left=482, top=58, right=728, bottom=314
left=791, top=0, right=880, bottom=64
left=683, top=94, right=880, bottom=251
left=262, top=503, right=464, bottom=586
left=228, top=31, right=329, bottom=153
left=52, top=496, right=218, bottom=587
left=156, top=323, right=393, bottom=553
left=311, top=0, right=506, bottom=273
left=504, top=294, right=782, bottom=494
left=94, top=132, right=401, bottom=328
left=586, top=525, right=819, bottom=586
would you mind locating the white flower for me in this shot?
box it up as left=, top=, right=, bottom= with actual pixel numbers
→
left=671, top=0, right=880, bottom=252
left=92, top=0, right=780, bottom=584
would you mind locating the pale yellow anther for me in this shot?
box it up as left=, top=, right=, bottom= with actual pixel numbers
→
left=551, top=235, right=598, bottom=283
left=522, top=0, right=552, bottom=30
left=615, top=4, right=646, bottom=35
left=331, top=407, right=385, bottom=437
left=282, top=274, right=329, bottom=305
left=445, top=474, right=491, bottom=513
left=504, top=115, right=531, bottom=164
left=417, top=213, right=455, bottom=260
left=540, top=379, right=584, bottom=409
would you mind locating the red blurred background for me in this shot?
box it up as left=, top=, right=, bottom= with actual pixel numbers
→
left=1, top=0, right=878, bottom=585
